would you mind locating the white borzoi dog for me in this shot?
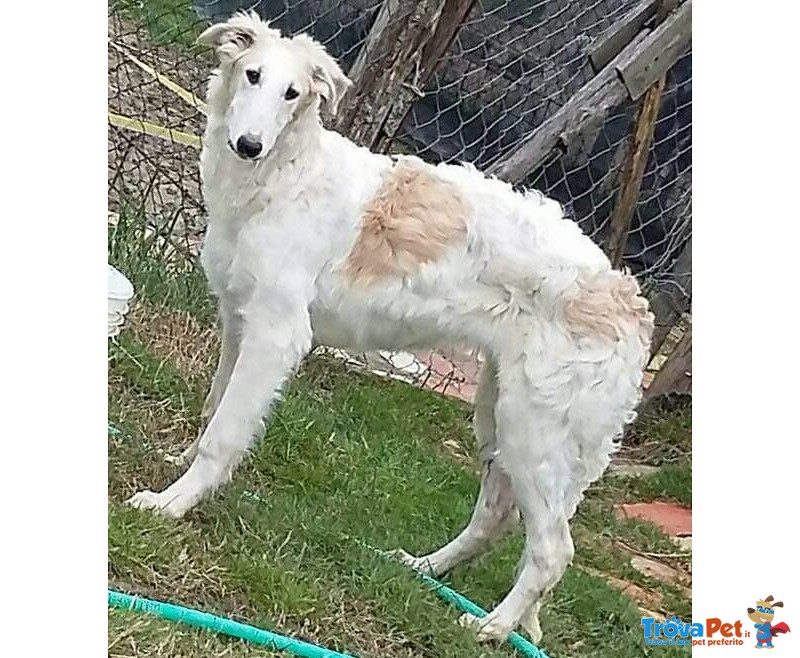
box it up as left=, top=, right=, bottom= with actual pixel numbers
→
left=128, top=12, right=654, bottom=643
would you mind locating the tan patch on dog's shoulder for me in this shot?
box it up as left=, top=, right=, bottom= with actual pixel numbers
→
left=564, top=271, right=654, bottom=348
left=341, top=159, right=468, bottom=285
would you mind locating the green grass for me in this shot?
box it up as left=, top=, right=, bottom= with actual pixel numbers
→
left=108, top=225, right=692, bottom=657
left=610, top=464, right=692, bottom=508
left=113, top=0, right=204, bottom=48
left=109, top=209, right=215, bottom=322
left=109, top=608, right=283, bottom=657
left=613, top=400, right=692, bottom=508
left=625, top=400, right=692, bottom=466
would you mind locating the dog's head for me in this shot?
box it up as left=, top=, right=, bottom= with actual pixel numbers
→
left=198, top=12, right=351, bottom=161
left=747, top=595, right=783, bottom=624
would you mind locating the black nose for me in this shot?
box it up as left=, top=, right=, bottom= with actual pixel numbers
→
left=235, top=134, right=262, bottom=159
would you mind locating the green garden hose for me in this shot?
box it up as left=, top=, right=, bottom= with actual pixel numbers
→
left=412, top=570, right=549, bottom=657
left=108, top=590, right=355, bottom=658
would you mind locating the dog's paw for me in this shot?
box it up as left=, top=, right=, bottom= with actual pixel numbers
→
left=385, top=548, right=437, bottom=575
left=458, top=611, right=515, bottom=642
left=520, top=606, right=543, bottom=644
left=127, top=489, right=193, bottom=519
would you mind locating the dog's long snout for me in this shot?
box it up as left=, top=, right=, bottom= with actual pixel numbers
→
left=235, top=134, right=263, bottom=159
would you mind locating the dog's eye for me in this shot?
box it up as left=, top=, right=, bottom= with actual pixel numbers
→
left=284, top=85, right=300, bottom=101
left=245, top=69, right=260, bottom=85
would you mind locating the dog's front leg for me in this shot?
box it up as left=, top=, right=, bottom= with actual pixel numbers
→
left=203, top=300, right=243, bottom=425
left=163, top=301, right=242, bottom=467
left=129, top=297, right=312, bottom=518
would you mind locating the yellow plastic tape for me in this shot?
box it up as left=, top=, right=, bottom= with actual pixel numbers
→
left=108, top=112, right=201, bottom=149
left=109, top=40, right=207, bottom=115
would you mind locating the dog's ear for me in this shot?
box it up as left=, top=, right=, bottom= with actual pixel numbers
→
left=197, top=14, right=260, bottom=62
left=292, top=34, right=352, bottom=115
left=773, top=601, right=784, bottom=608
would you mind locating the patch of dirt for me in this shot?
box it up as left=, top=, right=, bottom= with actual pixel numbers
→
left=629, top=555, right=692, bottom=597
left=616, top=501, right=692, bottom=537
left=575, top=564, right=666, bottom=613
left=613, top=539, right=692, bottom=597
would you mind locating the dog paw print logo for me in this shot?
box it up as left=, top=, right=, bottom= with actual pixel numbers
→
left=747, top=596, right=791, bottom=649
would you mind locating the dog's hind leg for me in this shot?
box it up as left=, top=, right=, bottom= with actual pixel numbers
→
left=459, top=355, right=578, bottom=643
left=518, top=601, right=544, bottom=644
left=461, top=337, right=644, bottom=642
left=392, top=357, right=519, bottom=576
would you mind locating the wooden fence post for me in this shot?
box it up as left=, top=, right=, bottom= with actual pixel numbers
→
left=607, top=75, right=666, bottom=266
left=645, top=324, right=691, bottom=400
left=374, top=0, right=477, bottom=152
left=588, top=0, right=660, bottom=72
left=335, top=0, right=449, bottom=148
left=648, top=236, right=691, bottom=356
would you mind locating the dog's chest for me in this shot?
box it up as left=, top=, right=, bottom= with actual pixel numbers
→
left=200, top=217, right=278, bottom=304
left=200, top=199, right=334, bottom=307
left=200, top=176, right=300, bottom=300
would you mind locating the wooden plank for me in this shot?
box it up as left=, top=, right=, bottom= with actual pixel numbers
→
left=617, top=0, right=691, bottom=100
left=648, top=237, right=691, bottom=356
left=343, top=0, right=406, bottom=91
left=419, top=0, right=477, bottom=82
left=488, top=0, right=690, bottom=184
left=375, top=0, right=477, bottom=152
left=607, top=75, right=666, bottom=267
left=589, top=0, right=659, bottom=72
left=645, top=324, right=691, bottom=400
left=335, top=0, right=448, bottom=148
left=487, top=31, right=647, bottom=183
left=656, top=0, right=684, bottom=21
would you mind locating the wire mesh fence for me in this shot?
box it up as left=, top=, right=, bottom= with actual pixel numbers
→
left=108, top=0, right=692, bottom=401
left=397, top=0, right=637, bottom=167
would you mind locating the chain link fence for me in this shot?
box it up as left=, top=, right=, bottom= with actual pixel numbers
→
left=108, top=0, right=692, bottom=401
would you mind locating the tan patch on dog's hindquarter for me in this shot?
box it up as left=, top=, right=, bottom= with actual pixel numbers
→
left=341, top=159, right=468, bottom=284
left=564, top=271, right=655, bottom=347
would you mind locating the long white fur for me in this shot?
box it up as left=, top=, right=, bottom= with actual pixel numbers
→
left=128, top=12, right=653, bottom=643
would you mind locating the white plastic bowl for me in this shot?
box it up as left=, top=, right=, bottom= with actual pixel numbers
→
left=108, top=265, right=134, bottom=338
